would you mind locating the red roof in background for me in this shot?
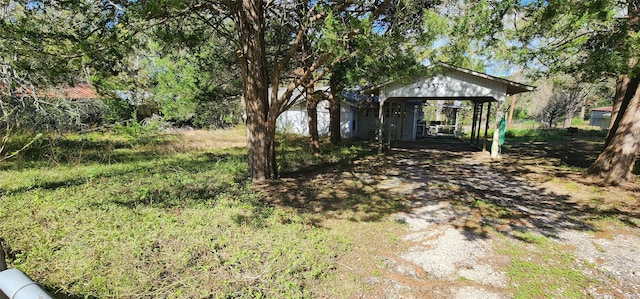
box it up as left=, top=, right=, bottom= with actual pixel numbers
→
left=1, top=82, right=99, bottom=99
left=62, top=83, right=98, bottom=99
left=591, top=106, right=613, bottom=112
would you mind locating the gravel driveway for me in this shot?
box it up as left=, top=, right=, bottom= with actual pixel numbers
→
left=367, top=137, right=640, bottom=298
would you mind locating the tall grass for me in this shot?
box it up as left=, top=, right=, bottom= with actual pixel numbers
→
left=0, top=129, right=367, bottom=298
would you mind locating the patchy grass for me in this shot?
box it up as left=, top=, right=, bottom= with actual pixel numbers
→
left=497, top=234, right=595, bottom=299
left=0, top=128, right=403, bottom=298
left=3, top=127, right=639, bottom=298
left=505, top=127, right=607, bottom=141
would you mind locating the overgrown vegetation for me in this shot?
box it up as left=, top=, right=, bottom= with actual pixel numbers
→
left=2, top=126, right=639, bottom=297
left=0, top=128, right=396, bottom=298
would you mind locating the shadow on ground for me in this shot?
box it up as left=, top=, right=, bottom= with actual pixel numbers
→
left=264, top=135, right=638, bottom=242
left=389, top=137, right=597, bottom=241
left=262, top=147, right=410, bottom=225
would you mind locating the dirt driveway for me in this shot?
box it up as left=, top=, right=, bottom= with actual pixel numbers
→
left=359, top=137, right=640, bottom=298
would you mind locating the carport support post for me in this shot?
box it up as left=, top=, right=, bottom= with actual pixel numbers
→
left=483, top=101, right=492, bottom=152
left=491, top=101, right=506, bottom=158
left=470, top=103, right=478, bottom=142
left=475, top=103, right=483, bottom=146
left=454, top=107, right=460, bottom=137
left=378, top=94, right=387, bottom=153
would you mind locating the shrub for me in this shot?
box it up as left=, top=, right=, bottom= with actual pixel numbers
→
left=104, top=97, right=135, bottom=123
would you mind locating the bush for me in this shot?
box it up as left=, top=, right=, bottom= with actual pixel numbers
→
left=2, top=96, right=108, bottom=132
left=505, top=128, right=538, bottom=138
left=113, top=114, right=169, bottom=144
left=104, top=97, right=135, bottom=123
left=193, top=98, right=244, bottom=129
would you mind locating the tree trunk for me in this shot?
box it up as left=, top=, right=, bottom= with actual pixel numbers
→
left=585, top=0, right=640, bottom=185
left=266, top=114, right=278, bottom=179
left=607, top=75, right=631, bottom=143
left=328, top=72, right=342, bottom=144
left=507, top=70, right=520, bottom=129
left=564, top=109, right=574, bottom=128
left=507, top=94, right=517, bottom=129
left=306, top=83, right=320, bottom=154
left=585, top=76, right=640, bottom=185
left=491, top=101, right=505, bottom=158
left=236, top=0, right=272, bottom=181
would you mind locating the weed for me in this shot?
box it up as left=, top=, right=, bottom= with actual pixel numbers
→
left=564, top=181, right=580, bottom=192
left=0, top=129, right=358, bottom=298
left=512, top=231, right=548, bottom=245
left=498, top=235, right=594, bottom=298
left=590, top=197, right=606, bottom=205
left=593, top=242, right=606, bottom=253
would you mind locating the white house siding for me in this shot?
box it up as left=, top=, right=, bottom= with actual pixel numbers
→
left=375, top=102, right=413, bottom=142
left=387, top=104, right=402, bottom=141
left=276, top=100, right=352, bottom=138
left=340, top=105, right=351, bottom=138
left=378, top=102, right=419, bottom=142
left=356, top=107, right=379, bottom=139
left=317, top=108, right=329, bottom=135
left=277, top=104, right=309, bottom=135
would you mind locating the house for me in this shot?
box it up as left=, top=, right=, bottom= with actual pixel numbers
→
left=56, top=83, right=99, bottom=99
left=276, top=64, right=535, bottom=157
left=275, top=86, right=387, bottom=139
left=275, top=86, right=356, bottom=139
left=589, top=106, right=613, bottom=129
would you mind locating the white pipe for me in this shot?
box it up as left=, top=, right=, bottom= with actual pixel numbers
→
left=0, top=269, right=52, bottom=299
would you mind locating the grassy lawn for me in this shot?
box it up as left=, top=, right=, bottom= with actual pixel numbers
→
left=2, top=126, right=638, bottom=298
left=0, top=128, right=407, bottom=298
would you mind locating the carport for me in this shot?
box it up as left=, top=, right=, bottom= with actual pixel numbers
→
left=362, top=64, right=534, bottom=157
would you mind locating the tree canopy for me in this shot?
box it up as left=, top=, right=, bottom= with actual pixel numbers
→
left=494, top=0, right=640, bottom=184
left=5, top=0, right=640, bottom=184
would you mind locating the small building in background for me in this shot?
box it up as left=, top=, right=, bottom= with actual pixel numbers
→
left=274, top=86, right=357, bottom=139
left=589, top=106, right=613, bottom=129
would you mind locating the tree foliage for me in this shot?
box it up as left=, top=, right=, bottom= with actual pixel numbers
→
left=152, top=48, right=243, bottom=128
left=522, top=74, right=605, bottom=128
left=15, top=0, right=640, bottom=184
left=501, top=1, right=640, bottom=185
left=0, top=0, right=138, bottom=134
left=125, top=0, right=456, bottom=180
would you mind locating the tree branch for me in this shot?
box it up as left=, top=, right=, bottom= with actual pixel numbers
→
left=275, top=53, right=332, bottom=115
